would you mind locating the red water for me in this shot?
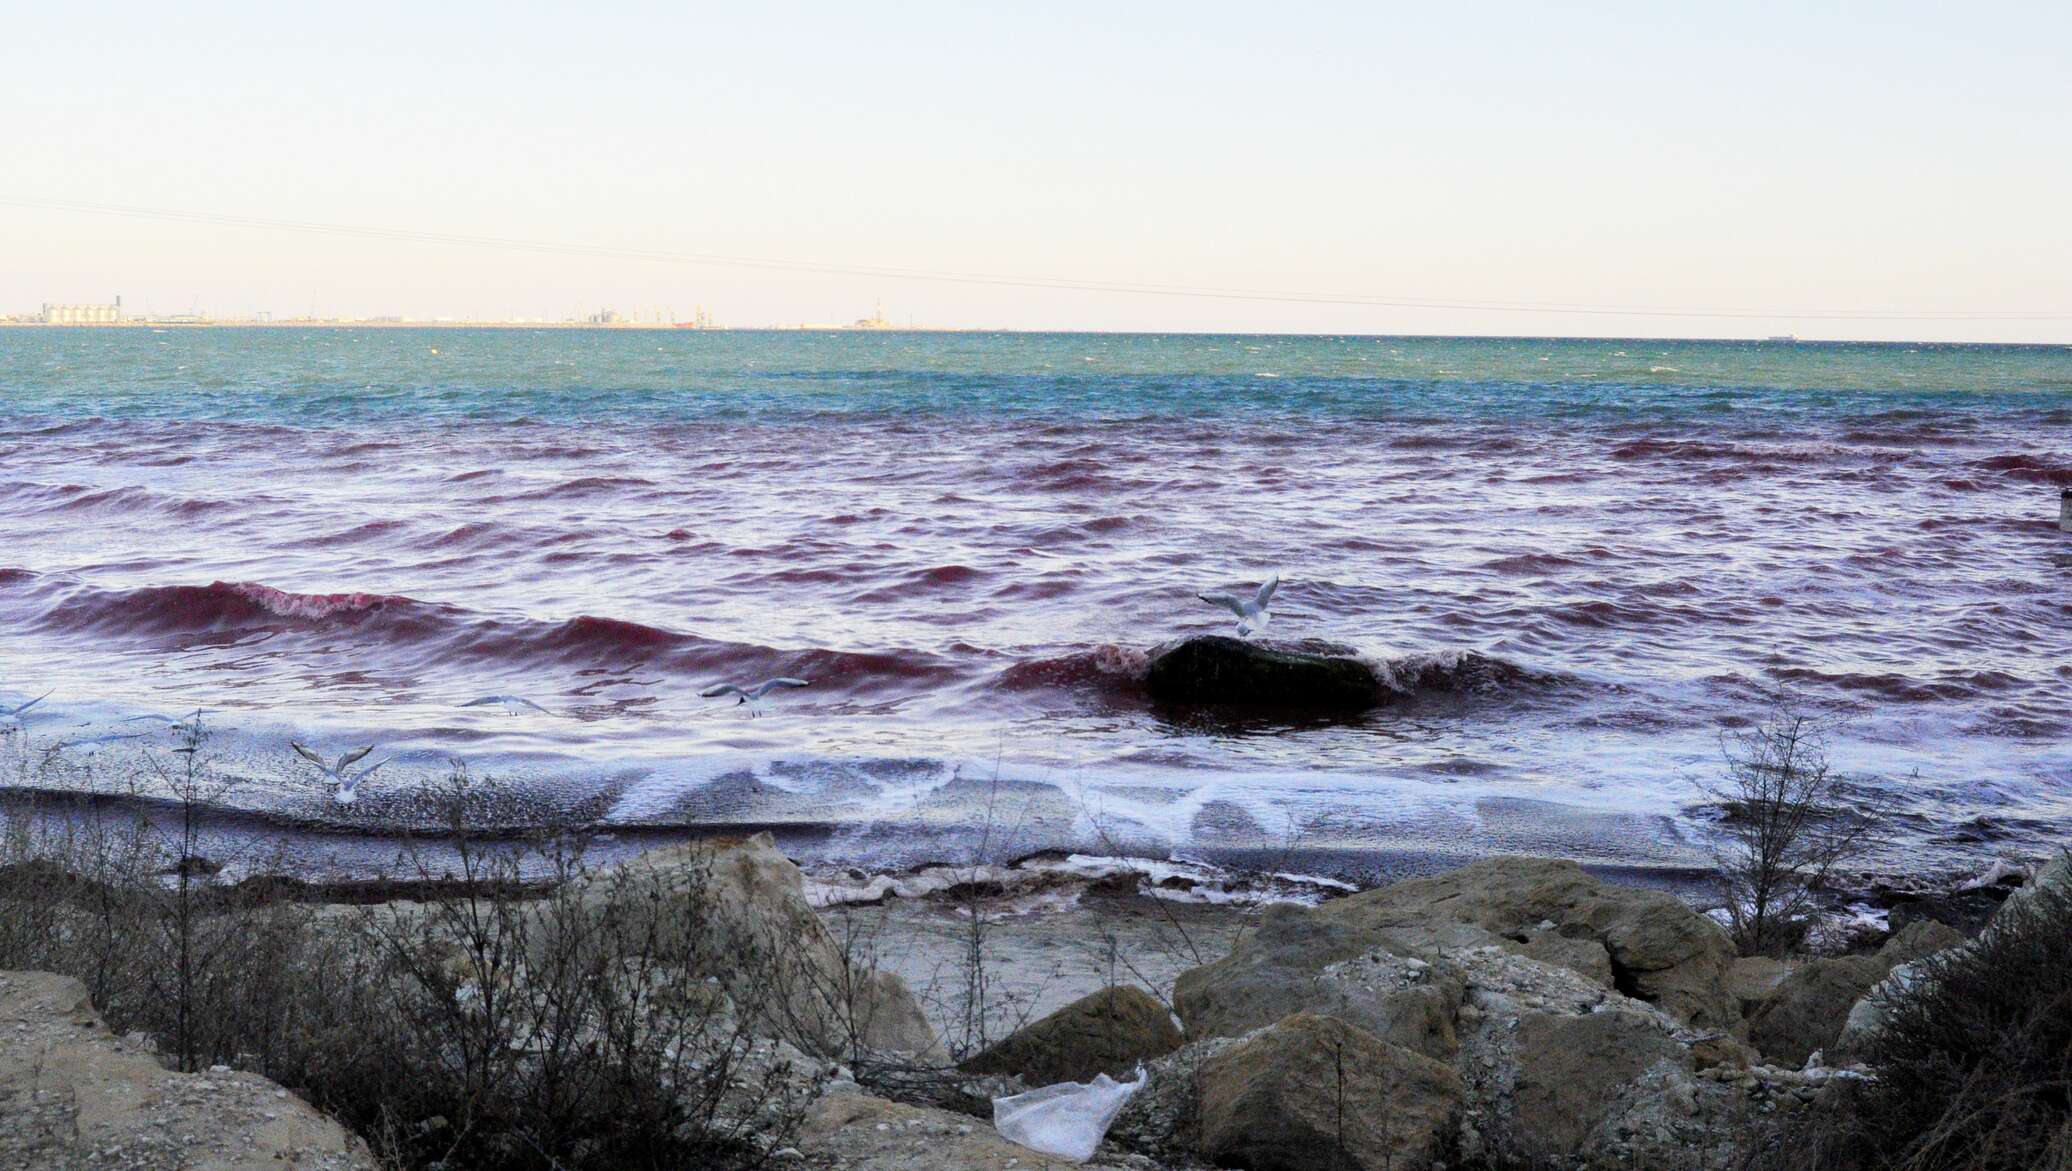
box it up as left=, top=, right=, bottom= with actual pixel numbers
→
left=2, top=333, right=2068, bottom=882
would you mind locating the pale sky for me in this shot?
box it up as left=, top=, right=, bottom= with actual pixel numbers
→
left=4, top=1, right=2069, bottom=340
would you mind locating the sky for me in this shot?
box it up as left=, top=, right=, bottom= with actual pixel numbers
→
left=3, top=1, right=2069, bottom=340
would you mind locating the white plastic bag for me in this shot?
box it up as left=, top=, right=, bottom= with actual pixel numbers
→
left=992, top=1067, right=1147, bottom=1163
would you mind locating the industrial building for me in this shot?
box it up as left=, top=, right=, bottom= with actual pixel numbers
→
left=40, top=298, right=122, bottom=324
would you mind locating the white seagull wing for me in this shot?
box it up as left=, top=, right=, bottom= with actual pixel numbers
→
left=1197, top=592, right=1243, bottom=616
left=290, top=742, right=328, bottom=767
left=700, top=684, right=746, bottom=698
left=336, top=745, right=376, bottom=770
left=751, top=678, right=810, bottom=699
left=1253, top=575, right=1279, bottom=609
left=5, top=692, right=52, bottom=717
left=59, top=732, right=149, bottom=750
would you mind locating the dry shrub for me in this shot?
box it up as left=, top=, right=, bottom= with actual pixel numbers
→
left=0, top=751, right=820, bottom=1171
left=1758, top=858, right=2072, bottom=1171
left=1700, top=702, right=1884, bottom=956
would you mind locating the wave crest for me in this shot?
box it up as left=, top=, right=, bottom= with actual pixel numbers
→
left=44, top=580, right=418, bottom=633
left=1370, top=649, right=1553, bottom=697
left=993, top=644, right=1150, bottom=694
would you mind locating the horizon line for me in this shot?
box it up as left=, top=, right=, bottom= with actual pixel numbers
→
left=7, top=320, right=2071, bottom=347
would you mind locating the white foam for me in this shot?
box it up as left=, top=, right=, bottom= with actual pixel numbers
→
left=1959, top=857, right=2032, bottom=891
left=806, top=849, right=1357, bottom=911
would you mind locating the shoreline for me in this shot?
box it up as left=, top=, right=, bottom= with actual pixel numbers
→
left=0, top=818, right=2012, bottom=963
left=4, top=824, right=2057, bottom=1170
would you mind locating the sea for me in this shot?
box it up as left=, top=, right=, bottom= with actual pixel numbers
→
left=2, top=328, right=2068, bottom=886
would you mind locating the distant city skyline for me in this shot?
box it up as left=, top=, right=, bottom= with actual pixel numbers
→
left=5, top=2, right=2069, bottom=342
left=13, top=294, right=2072, bottom=339
left=4, top=294, right=881, bottom=331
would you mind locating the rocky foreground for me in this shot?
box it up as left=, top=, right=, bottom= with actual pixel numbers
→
left=3, top=838, right=2058, bottom=1171
left=0, top=972, right=376, bottom=1171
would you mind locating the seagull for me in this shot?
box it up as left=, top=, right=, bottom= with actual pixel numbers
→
left=0, top=691, right=52, bottom=734
left=462, top=695, right=554, bottom=716
left=290, top=742, right=393, bottom=805
left=53, top=730, right=151, bottom=753
left=123, top=709, right=215, bottom=734
left=2, top=692, right=51, bottom=718
left=700, top=677, right=809, bottom=716
left=1197, top=575, right=1279, bottom=639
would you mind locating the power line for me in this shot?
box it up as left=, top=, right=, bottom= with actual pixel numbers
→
left=3, top=194, right=2066, bottom=323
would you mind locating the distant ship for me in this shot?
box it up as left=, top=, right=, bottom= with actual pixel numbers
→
left=1766, top=334, right=1797, bottom=343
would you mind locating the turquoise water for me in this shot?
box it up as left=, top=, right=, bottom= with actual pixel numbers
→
left=5, top=330, right=2070, bottom=422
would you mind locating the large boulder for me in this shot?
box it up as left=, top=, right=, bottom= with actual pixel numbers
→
left=1513, top=1009, right=1694, bottom=1154
left=1991, top=850, right=2070, bottom=929
left=1884, top=918, right=1968, bottom=963
left=1726, top=955, right=1792, bottom=1017
left=1145, top=636, right=1380, bottom=710
left=1195, top=1014, right=1462, bottom=1171
left=1349, top=856, right=1742, bottom=1033
left=1523, top=927, right=1616, bottom=988
left=1747, top=955, right=1889, bottom=1067
left=1142, top=942, right=1763, bottom=1171
left=1176, top=856, right=1741, bottom=1040
left=1449, top=947, right=1747, bottom=1169
left=1174, top=918, right=1464, bottom=1060
left=1834, top=960, right=1927, bottom=1061
left=1749, top=920, right=1965, bottom=1066
left=960, top=985, right=1182, bottom=1086
left=0, top=971, right=377, bottom=1171
left=1831, top=909, right=1997, bottom=1060
left=584, top=833, right=937, bottom=1060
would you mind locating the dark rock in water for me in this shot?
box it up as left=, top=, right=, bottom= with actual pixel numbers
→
left=1145, top=635, right=1380, bottom=710
left=1885, top=887, right=2007, bottom=937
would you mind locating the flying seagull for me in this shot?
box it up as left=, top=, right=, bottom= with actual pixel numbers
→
left=53, top=730, right=151, bottom=753
left=123, top=709, right=215, bottom=734
left=290, top=742, right=392, bottom=805
left=0, top=691, right=52, bottom=732
left=462, top=695, right=554, bottom=716
left=2, top=692, right=51, bottom=717
left=700, top=677, right=809, bottom=716
left=1197, top=574, right=1279, bottom=639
